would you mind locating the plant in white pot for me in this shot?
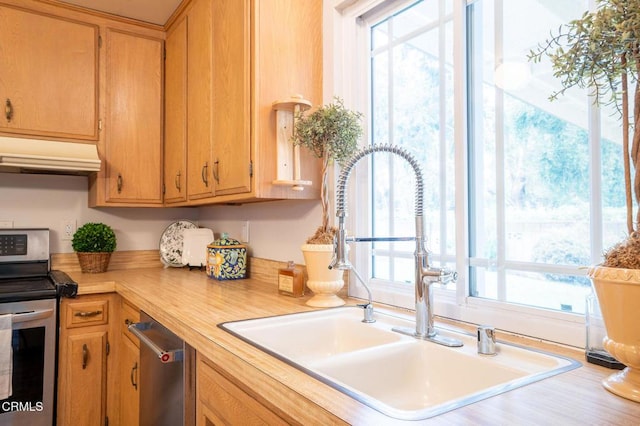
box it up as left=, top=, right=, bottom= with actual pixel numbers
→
left=291, top=97, right=363, bottom=307
left=529, top=0, right=640, bottom=401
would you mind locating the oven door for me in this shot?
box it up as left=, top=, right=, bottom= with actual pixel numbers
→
left=0, top=298, right=56, bottom=426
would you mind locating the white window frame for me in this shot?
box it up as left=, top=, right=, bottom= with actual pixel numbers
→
left=330, top=0, right=588, bottom=347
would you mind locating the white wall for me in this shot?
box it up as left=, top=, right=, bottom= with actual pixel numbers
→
left=0, top=172, right=323, bottom=264
left=0, top=173, right=198, bottom=254
left=198, top=200, right=322, bottom=264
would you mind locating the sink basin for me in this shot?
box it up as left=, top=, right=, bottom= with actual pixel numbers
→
left=220, top=307, right=580, bottom=420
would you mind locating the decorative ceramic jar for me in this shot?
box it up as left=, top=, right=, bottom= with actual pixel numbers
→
left=206, top=234, right=247, bottom=280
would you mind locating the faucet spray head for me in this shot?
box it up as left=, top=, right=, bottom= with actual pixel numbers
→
left=328, top=234, right=352, bottom=270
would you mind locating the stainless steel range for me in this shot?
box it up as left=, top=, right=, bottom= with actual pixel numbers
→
left=0, top=228, right=77, bottom=426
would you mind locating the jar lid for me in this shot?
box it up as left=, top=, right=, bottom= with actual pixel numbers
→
left=210, top=233, right=243, bottom=247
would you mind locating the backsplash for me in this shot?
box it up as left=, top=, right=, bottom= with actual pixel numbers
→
left=2, top=172, right=322, bottom=265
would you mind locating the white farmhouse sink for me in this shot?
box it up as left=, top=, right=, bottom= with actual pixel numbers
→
left=220, top=307, right=580, bottom=420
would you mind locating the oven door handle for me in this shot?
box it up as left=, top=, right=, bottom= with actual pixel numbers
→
left=12, top=309, right=55, bottom=324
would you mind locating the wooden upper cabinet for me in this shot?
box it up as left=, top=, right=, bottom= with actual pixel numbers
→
left=103, top=28, right=163, bottom=204
left=164, top=16, right=188, bottom=204
left=186, top=0, right=215, bottom=200
left=211, top=0, right=251, bottom=197
left=0, top=4, right=98, bottom=140
left=170, top=0, right=252, bottom=204
left=163, top=0, right=322, bottom=206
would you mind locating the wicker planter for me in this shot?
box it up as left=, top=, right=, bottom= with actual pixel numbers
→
left=76, top=252, right=112, bottom=273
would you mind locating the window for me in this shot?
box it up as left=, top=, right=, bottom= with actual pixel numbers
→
left=336, top=0, right=624, bottom=346
left=369, top=0, right=456, bottom=283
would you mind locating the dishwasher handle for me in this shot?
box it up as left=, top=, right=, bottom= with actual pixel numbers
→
left=128, top=321, right=184, bottom=363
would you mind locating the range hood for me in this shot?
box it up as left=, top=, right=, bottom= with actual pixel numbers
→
left=0, top=137, right=101, bottom=174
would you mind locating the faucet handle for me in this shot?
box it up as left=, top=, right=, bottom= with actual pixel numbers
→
left=424, top=267, right=458, bottom=284
left=358, top=303, right=375, bottom=323
left=440, top=269, right=458, bottom=285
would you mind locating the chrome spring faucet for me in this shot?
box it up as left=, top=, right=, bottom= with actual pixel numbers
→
left=329, top=144, right=462, bottom=347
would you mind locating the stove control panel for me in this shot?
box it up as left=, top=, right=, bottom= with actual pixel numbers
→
left=0, top=234, right=28, bottom=256
left=0, top=229, right=49, bottom=263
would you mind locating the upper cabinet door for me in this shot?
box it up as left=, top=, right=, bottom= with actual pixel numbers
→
left=186, top=0, right=215, bottom=200
left=212, top=0, right=251, bottom=197
left=164, top=16, right=188, bottom=204
left=0, top=5, right=98, bottom=140
left=104, top=29, right=163, bottom=204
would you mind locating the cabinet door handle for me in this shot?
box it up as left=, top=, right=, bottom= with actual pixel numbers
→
left=213, top=160, right=220, bottom=184
left=130, top=361, right=138, bottom=390
left=124, top=318, right=132, bottom=325
left=117, top=174, right=123, bottom=193
left=201, top=162, right=209, bottom=187
left=5, top=99, right=13, bottom=122
left=175, top=170, right=181, bottom=192
left=82, top=343, right=88, bottom=369
left=74, top=310, right=102, bottom=318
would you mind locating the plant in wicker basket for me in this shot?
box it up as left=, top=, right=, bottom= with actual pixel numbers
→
left=72, top=222, right=117, bottom=273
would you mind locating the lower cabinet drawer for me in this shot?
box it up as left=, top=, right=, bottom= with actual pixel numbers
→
left=64, top=298, right=109, bottom=328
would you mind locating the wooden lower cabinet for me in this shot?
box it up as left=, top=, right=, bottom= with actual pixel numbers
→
left=118, top=298, right=141, bottom=426
left=57, top=293, right=117, bottom=426
left=196, top=352, right=287, bottom=426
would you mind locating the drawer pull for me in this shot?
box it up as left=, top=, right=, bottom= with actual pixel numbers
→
left=131, top=361, right=138, bottom=390
left=82, top=343, right=88, bottom=369
left=74, top=310, right=102, bottom=318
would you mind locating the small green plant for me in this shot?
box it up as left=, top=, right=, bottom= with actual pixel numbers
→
left=291, top=97, right=363, bottom=244
left=72, top=223, right=117, bottom=253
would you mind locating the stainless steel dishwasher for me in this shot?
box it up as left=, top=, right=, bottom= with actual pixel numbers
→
left=129, top=311, right=195, bottom=426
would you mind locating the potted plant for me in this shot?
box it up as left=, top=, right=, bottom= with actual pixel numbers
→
left=291, top=97, right=363, bottom=306
left=72, top=222, right=117, bottom=273
left=529, top=0, right=640, bottom=401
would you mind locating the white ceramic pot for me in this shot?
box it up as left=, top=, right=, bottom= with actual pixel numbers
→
left=301, top=243, right=345, bottom=307
left=589, top=265, right=640, bottom=402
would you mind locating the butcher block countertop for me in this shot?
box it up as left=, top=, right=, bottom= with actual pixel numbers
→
left=67, top=266, right=640, bottom=425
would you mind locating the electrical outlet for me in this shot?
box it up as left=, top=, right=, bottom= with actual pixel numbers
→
left=62, top=220, right=76, bottom=241
left=241, top=221, right=250, bottom=243
left=0, top=220, right=13, bottom=228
